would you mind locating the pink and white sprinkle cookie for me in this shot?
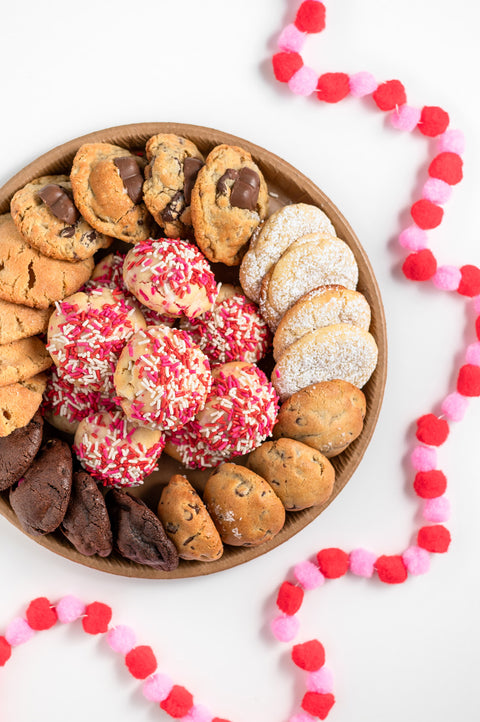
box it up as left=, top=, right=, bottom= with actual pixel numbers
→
left=123, top=237, right=218, bottom=319
left=180, top=283, right=271, bottom=365
left=47, top=287, right=146, bottom=393
left=164, top=361, right=279, bottom=469
left=73, top=409, right=165, bottom=488
left=114, top=326, right=212, bottom=432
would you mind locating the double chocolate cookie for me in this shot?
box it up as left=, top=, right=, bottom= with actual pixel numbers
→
left=0, top=411, right=43, bottom=491
left=61, top=471, right=113, bottom=557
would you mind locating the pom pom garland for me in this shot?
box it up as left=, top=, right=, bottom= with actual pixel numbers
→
left=375, top=555, right=408, bottom=584
left=292, top=640, right=326, bottom=671
left=82, top=602, right=112, bottom=635
left=423, top=496, right=451, bottom=523
left=277, top=582, right=305, bottom=615
left=295, top=1, right=326, bottom=34
left=272, top=52, right=303, bottom=82
left=415, top=414, right=449, bottom=446
left=271, top=614, right=300, bottom=642
left=160, top=685, right=195, bottom=718
left=5, top=618, right=35, bottom=646
left=56, top=596, right=86, bottom=624
left=458, top=265, right=480, bottom=297
left=0, top=636, right=12, bottom=666
left=457, top=364, right=480, bottom=396
left=410, top=445, right=437, bottom=471
left=402, top=249, right=437, bottom=281
left=418, top=106, right=450, bottom=137
left=289, top=66, right=318, bottom=96
left=348, top=71, right=377, bottom=97
left=390, top=105, right=421, bottom=132
left=143, top=673, right=174, bottom=703
left=125, top=645, right=158, bottom=679
left=372, top=79, right=406, bottom=110
left=316, top=548, right=349, bottom=578
left=348, top=548, right=376, bottom=577
left=413, top=470, right=447, bottom=499
left=107, top=625, right=137, bottom=655
left=278, top=24, right=306, bottom=53
left=25, top=597, right=57, bottom=631
left=422, top=178, right=452, bottom=205
left=432, top=265, right=461, bottom=291
left=316, top=73, right=350, bottom=103
left=417, top=525, right=451, bottom=553
left=294, top=560, right=325, bottom=589
left=441, top=392, right=469, bottom=421
left=307, top=667, right=334, bottom=694
left=410, top=200, right=444, bottom=230
left=398, top=226, right=428, bottom=251
left=402, top=546, right=430, bottom=575
left=301, top=691, right=336, bottom=719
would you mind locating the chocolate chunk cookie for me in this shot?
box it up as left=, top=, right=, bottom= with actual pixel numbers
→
left=106, top=489, right=179, bottom=571
left=10, top=175, right=112, bottom=261
left=9, top=438, right=73, bottom=536
left=70, top=143, right=154, bottom=243
left=0, top=373, right=47, bottom=437
left=0, top=411, right=43, bottom=490
left=143, top=134, right=204, bottom=238
left=61, top=471, right=113, bottom=557
left=191, top=144, right=268, bottom=266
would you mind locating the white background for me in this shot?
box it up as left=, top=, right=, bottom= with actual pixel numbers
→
left=1, top=1, right=480, bottom=720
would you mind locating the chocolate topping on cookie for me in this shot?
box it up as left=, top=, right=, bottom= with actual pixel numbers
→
left=183, top=157, right=204, bottom=204
left=230, top=168, right=260, bottom=210
left=38, top=184, right=79, bottom=225
left=113, top=156, right=144, bottom=204
left=0, top=411, right=43, bottom=491
left=216, top=168, right=239, bottom=195
left=161, top=191, right=186, bottom=223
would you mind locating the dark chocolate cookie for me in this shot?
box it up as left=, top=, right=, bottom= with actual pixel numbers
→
left=0, top=411, right=43, bottom=491
left=9, top=438, right=72, bottom=535
left=61, top=471, right=113, bottom=557
left=107, top=489, right=179, bottom=571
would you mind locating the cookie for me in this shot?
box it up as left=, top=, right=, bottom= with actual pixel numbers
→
left=106, top=489, right=179, bottom=571
left=0, top=214, right=94, bottom=309
left=239, top=203, right=336, bottom=303
left=0, top=299, right=51, bottom=345
left=61, top=471, right=113, bottom=557
left=70, top=143, right=153, bottom=243
left=0, top=373, right=47, bottom=438
left=9, top=438, right=73, bottom=536
left=157, top=474, right=223, bottom=562
left=272, top=380, right=366, bottom=457
left=203, top=463, right=285, bottom=547
left=143, top=134, right=205, bottom=238
left=191, top=144, right=268, bottom=266
left=272, top=324, right=378, bottom=401
left=10, top=174, right=112, bottom=261
left=0, top=337, right=52, bottom=387
left=273, top=285, right=371, bottom=361
left=0, top=411, right=43, bottom=490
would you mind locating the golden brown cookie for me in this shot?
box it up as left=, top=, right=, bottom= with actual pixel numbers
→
left=70, top=143, right=154, bottom=243
left=0, top=337, right=52, bottom=388
left=10, top=175, right=112, bottom=261
left=203, top=463, right=285, bottom=547
left=0, top=214, right=94, bottom=309
left=0, top=299, right=51, bottom=345
left=143, top=134, right=205, bottom=238
left=157, top=474, right=223, bottom=562
left=0, top=373, right=47, bottom=437
left=247, top=438, right=335, bottom=511
left=191, top=144, right=268, bottom=266
left=272, top=380, right=366, bottom=457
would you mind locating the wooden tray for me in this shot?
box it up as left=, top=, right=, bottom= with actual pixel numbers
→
left=0, top=122, right=387, bottom=578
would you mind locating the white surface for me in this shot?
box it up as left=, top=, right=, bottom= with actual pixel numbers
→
left=1, top=1, right=480, bottom=720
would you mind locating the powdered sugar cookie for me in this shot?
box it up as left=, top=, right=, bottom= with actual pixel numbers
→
left=273, top=285, right=371, bottom=361
left=272, top=323, right=378, bottom=401
left=239, top=203, right=336, bottom=302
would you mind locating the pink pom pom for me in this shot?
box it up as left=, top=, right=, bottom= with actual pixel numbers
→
left=432, top=265, right=461, bottom=291
left=466, top=342, right=480, bottom=366
left=441, top=391, right=469, bottom=421
left=56, top=596, right=86, bottom=624
left=402, top=546, right=430, bottom=575
left=398, top=225, right=428, bottom=251
left=142, top=673, right=173, bottom=703
left=422, top=178, right=452, bottom=205
left=294, top=560, right=325, bottom=590
left=290, top=714, right=315, bottom=722
left=349, top=71, right=377, bottom=97
left=390, top=105, right=421, bottom=131
left=411, top=445, right=437, bottom=471
left=473, top=295, right=480, bottom=314
left=423, top=496, right=451, bottom=522
left=181, top=704, right=213, bottom=722
left=288, top=66, right=318, bottom=96
left=307, top=666, right=334, bottom=694
left=278, top=23, right=306, bottom=52
left=271, top=614, right=300, bottom=642
left=5, top=618, right=35, bottom=646
left=437, top=129, right=465, bottom=155
left=349, top=548, right=376, bottom=577
left=106, top=625, right=136, bottom=654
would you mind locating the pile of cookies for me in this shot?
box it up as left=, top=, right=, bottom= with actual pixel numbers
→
left=0, top=131, right=379, bottom=571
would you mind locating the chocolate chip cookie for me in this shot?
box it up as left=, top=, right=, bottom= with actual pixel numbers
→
left=0, top=299, right=51, bottom=345
left=0, top=373, right=47, bottom=437
left=61, top=471, right=113, bottom=557
left=0, top=411, right=43, bottom=490
left=0, top=336, right=52, bottom=387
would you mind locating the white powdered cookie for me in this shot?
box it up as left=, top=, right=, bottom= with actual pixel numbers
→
left=239, top=203, right=336, bottom=303
left=272, top=323, right=378, bottom=401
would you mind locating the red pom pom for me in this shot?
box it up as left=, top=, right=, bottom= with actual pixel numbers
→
left=402, top=249, right=437, bottom=281
left=82, top=602, right=112, bottom=635
left=429, top=152, right=463, bottom=185
left=417, top=524, right=451, bottom=553
left=410, top=199, right=444, bottom=230
left=0, top=636, right=12, bottom=666
left=375, top=555, right=408, bottom=584
left=316, top=548, right=349, bottom=578
left=26, top=597, right=57, bottom=631
left=372, top=80, right=406, bottom=111
left=160, top=685, right=194, bottom=718
left=125, top=645, right=157, bottom=679
left=295, top=1, right=326, bottom=33
left=316, top=73, right=350, bottom=103
left=416, top=414, right=449, bottom=446
left=302, top=691, right=336, bottom=719
left=413, top=470, right=447, bottom=499
left=212, top=719, right=232, bottom=722
left=292, top=639, right=326, bottom=671
left=458, top=265, right=480, bottom=297
left=457, top=364, right=480, bottom=396
left=272, top=52, right=303, bottom=82
left=476, top=317, right=480, bottom=341
left=276, top=581, right=304, bottom=615
left=418, top=106, right=450, bottom=137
